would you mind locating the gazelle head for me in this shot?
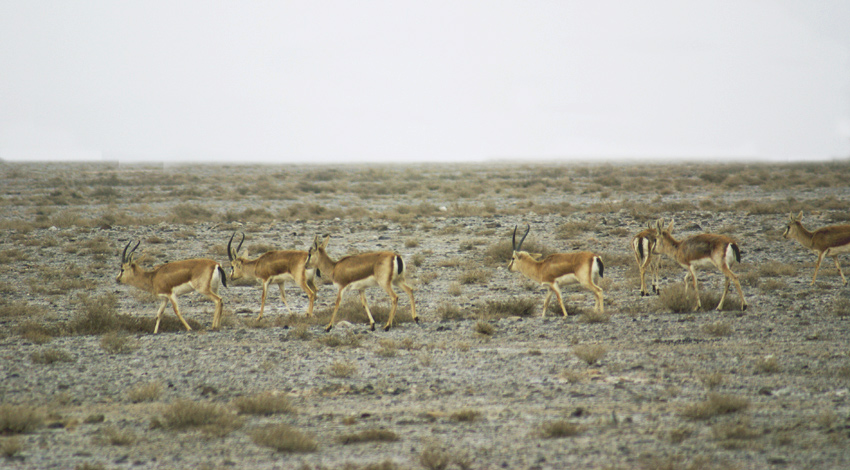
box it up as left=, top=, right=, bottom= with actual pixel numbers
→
left=654, top=219, right=677, bottom=253
left=783, top=211, right=804, bottom=239
left=116, top=240, right=141, bottom=284
left=227, top=231, right=247, bottom=280
left=306, top=234, right=330, bottom=270
left=508, top=224, right=543, bottom=271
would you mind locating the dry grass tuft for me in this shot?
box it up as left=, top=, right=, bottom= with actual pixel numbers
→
left=0, top=404, right=43, bottom=434
left=30, top=348, right=74, bottom=365
left=337, top=428, right=399, bottom=445
left=0, top=436, right=23, bottom=458
left=754, top=355, right=780, bottom=373
left=127, top=381, right=163, bottom=403
left=680, top=393, right=750, bottom=420
left=251, top=424, right=318, bottom=453
left=539, top=420, right=584, bottom=438
left=100, top=332, right=139, bottom=354
left=326, top=360, right=358, bottom=378
left=98, top=425, right=136, bottom=446
left=450, top=409, right=482, bottom=422
left=573, top=343, right=607, bottom=365
left=474, top=320, right=495, bottom=336
left=232, top=391, right=294, bottom=416
left=479, top=297, right=538, bottom=318
left=578, top=310, right=611, bottom=323
left=658, top=283, right=698, bottom=313
left=702, top=321, right=732, bottom=337
left=157, top=399, right=243, bottom=437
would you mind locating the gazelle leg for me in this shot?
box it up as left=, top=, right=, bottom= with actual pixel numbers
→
left=169, top=295, right=193, bottom=332
left=833, top=257, right=848, bottom=285
left=277, top=282, right=294, bottom=315
left=717, top=276, right=731, bottom=311
left=326, top=290, right=344, bottom=332
left=398, top=280, right=417, bottom=324
left=299, top=278, right=316, bottom=316
left=542, top=289, right=553, bottom=317
left=154, top=297, right=169, bottom=334
left=361, top=290, right=378, bottom=331
left=258, top=281, right=269, bottom=320
left=812, top=251, right=827, bottom=285
left=688, top=267, right=701, bottom=311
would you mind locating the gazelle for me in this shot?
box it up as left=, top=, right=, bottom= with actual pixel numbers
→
left=507, top=225, right=604, bottom=317
left=116, top=240, right=227, bottom=333
left=783, top=211, right=850, bottom=285
left=632, top=224, right=661, bottom=296
left=307, top=234, right=417, bottom=332
left=227, top=232, right=318, bottom=319
left=654, top=219, right=747, bottom=312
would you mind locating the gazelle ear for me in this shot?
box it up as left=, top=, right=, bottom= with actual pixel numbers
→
left=796, top=210, right=803, bottom=222
left=530, top=253, right=544, bottom=261
left=321, top=234, right=331, bottom=249
left=655, top=219, right=664, bottom=232
left=667, top=220, right=675, bottom=233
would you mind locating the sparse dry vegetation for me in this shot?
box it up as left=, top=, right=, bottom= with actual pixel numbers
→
left=2, top=161, right=850, bottom=468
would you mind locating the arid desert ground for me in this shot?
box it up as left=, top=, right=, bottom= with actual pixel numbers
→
left=1, top=160, right=849, bottom=469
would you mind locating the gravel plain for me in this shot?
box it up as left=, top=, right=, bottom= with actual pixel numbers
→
left=1, top=161, right=849, bottom=470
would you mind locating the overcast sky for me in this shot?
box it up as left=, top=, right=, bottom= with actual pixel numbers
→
left=1, top=1, right=849, bottom=163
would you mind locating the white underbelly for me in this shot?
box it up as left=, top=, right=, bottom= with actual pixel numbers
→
left=342, top=276, right=379, bottom=292
left=171, top=281, right=195, bottom=296
left=269, top=272, right=296, bottom=284
left=826, top=243, right=850, bottom=255
left=553, top=273, right=579, bottom=285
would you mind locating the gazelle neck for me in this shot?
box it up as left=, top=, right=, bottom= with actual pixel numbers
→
left=313, top=249, right=338, bottom=276
left=127, top=265, right=156, bottom=292
left=790, top=223, right=815, bottom=249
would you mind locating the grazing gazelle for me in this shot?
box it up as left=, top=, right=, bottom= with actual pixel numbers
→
left=227, top=232, right=318, bottom=319
left=116, top=240, right=227, bottom=333
left=307, top=234, right=417, bottom=332
left=783, top=211, right=850, bottom=285
left=507, top=225, right=604, bottom=317
left=632, top=224, right=661, bottom=296
left=654, top=220, right=747, bottom=312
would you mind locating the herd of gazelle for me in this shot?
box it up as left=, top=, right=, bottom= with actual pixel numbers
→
left=116, top=211, right=850, bottom=333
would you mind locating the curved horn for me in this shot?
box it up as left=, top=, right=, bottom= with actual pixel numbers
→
left=122, top=240, right=140, bottom=264
left=227, top=232, right=236, bottom=261
left=237, top=232, right=245, bottom=254
left=512, top=225, right=518, bottom=251
left=516, top=224, right=530, bottom=252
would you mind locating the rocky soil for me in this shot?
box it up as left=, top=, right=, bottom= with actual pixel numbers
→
left=1, top=161, right=849, bottom=469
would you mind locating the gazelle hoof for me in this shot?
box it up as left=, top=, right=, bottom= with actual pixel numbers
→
left=325, top=325, right=333, bottom=332
left=370, top=323, right=376, bottom=332
left=383, top=324, right=391, bottom=332
left=414, top=317, right=420, bottom=323
left=742, top=304, right=748, bottom=311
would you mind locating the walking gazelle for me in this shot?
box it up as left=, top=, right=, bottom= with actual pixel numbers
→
left=783, top=211, right=850, bottom=286
left=653, top=220, right=747, bottom=312
left=116, top=240, right=227, bottom=333
left=227, top=232, right=318, bottom=319
left=507, top=224, right=604, bottom=317
left=307, top=235, right=417, bottom=332
left=632, top=225, right=661, bottom=296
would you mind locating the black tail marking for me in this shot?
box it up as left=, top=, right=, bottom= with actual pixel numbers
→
left=597, top=257, right=604, bottom=278
left=396, top=255, right=404, bottom=275
left=731, top=243, right=741, bottom=263
left=637, top=239, right=645, bottom=259
left=218, top=265, right=228, bottom=288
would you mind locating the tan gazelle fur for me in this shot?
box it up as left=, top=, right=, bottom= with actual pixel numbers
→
left=227, top=232, right=318, bottom=319
left=783, top=211, right=850, bottom=285
left=632, top=224, right=661, bottom=296
left=307, top=234, right=416, bottom=332
left=654, top=220, right=747, bottom=312
left=116, top=240, right=226, bottom=333
left=508, top=225, right=604, bottom=316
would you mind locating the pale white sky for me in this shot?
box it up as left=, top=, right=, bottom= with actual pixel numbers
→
left=1, top=1, right=849, bottom=163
